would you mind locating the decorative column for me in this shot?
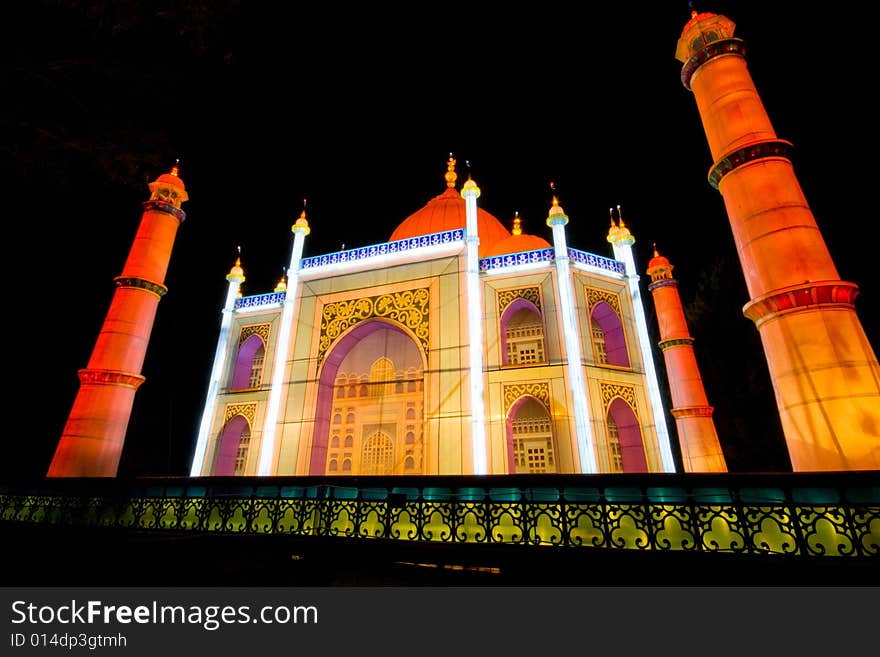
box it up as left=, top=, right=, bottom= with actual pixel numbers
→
left=257, top=207, right=310, bottom=475
left=190, top=255, right=246, bottom=476
left=48, top=164, right=188, bottom=477
left=461, top=166, right=488, bottom=475
left=548, top=196, right=597, bottom=473
left=647, top=246, right=727, bottom=472
left=677, top=10, right=880, bottom=470
left=607, top=212, right=676, bottom=472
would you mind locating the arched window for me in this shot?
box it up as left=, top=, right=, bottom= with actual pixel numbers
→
left=333, top=413, right=342, bottom=424
left=230, top=334, right=267, bottom=390
left=213, top=414, right=251, bottom=476
left=405, top=431, right=415, bottom=444
left=507, top=397, right=557, bottom=474
left=500, top=299, right=546, bottom=366
left=359, top=384, right=368, bottom=397
left=606, top=416, right=623, bottom=473
left=328, top=459, right=338, bottom=472
left=311, top=322, right=425, bottom=476
left=591, top=301, right=630, bottom=367
left=362, top=432, right=394, bottom=475
left=406, top=408, right=415, bottom=420
left=342, top=458, right=352, bottom=472
left=336, top=386, right=345, bottom=398
left=330, top=435, right=340, bottom=448
left=348, top=385, right=357, bottom=397
left=404, top=456, right=415, bottom=470
left=606, top=397, right=647, bottom=473
left=234, top=426, right=250, bottom=475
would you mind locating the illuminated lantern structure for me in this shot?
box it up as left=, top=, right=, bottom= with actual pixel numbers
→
left=677, top=11, right=880, bottom=470
left=48, top=165, right=188, bottom=477
left=190, top=157, right=677, bottom=476
left=646, top=245, right=726, bottom=472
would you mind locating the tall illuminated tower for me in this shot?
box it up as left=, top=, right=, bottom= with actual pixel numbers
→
left=677, top=11, right=880, bottom=470
left=646, top=245, right=726, bottom=472
left=48, top=165, right=188, bottom=477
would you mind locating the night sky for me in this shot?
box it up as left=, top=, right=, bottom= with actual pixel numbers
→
left=4, top=1, right=877, bottom=479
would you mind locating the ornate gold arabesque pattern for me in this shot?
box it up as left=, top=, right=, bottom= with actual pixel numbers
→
left=224, top=402, right=257, bottom=427
left=503, top=382, right=551, bottom=414
left=497, top=286, right=542, bottom=315
left=318, top=288, right=430, bottom=364
left=585, top=287, right=621, bottom=315
left=599, top=382, right=637, bottom=417
left=239, top=323, right=271, bottom=348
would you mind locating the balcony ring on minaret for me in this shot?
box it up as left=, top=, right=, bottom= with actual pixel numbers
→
left=114, top=276, right=169, bottom=299
left=142, top=199, right=187, bottom=224
left=742, top=280, right=860, bottom=328
left=680, top=37, right=746, bottom=90
left=707, top=139, right=794, bottom=190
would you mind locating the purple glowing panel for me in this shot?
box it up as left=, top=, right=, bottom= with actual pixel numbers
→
left=214, top=414, right=249, bottom=476
left=230, top=334, right=265, bottom=390
left=592, top=302, right=630, bottom=367
left=608, top=397, right=648, bottom=473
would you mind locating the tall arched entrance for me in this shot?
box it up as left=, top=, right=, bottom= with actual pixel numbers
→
left=310, top=321, right=426, bottom=475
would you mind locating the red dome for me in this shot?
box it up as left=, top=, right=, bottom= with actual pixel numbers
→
left=483, top=232, right=551, bottom=257
left=389, top=187, right=510, bottom=258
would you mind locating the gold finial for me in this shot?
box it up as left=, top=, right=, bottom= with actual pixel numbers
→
left=227, top=245, right=245, bottom=283
left=445, top=153, right=458, bottom=188
left=292, top=197, right=311, bottom=235
left=170, top=158, right=180, bottom=177
left=512, top=211, right=522, bottom=236
left=616, top=204, right=626, bottom=228
left=546, top=182, right=568, bottom=224
left=274, top=270, right=287, bottom=293
left=607, top=207, right=620, bottom=243
left=653, top=242, right=660, bottom=258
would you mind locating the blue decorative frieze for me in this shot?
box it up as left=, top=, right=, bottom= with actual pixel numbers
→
left=234, top=291, right=286, bottom=310
left=300, top=229, right=465, bottom=270
left=568, top=248, right=626, bottom=275
left=480, top=248, right=555, bottom=272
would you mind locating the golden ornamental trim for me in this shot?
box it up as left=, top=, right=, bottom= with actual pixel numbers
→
left=239, top=323, right=271, bottom=348
left=503, top=382, right=551, bottom=415
left=318, top=288, right=430, bottom=364
left=599, top=381, right=638, bottom=417
left=585, top=287, right=621, bottom=315
left=497, top=286, right=542, bottom=315
left=223, top=402, right=256, bottom=427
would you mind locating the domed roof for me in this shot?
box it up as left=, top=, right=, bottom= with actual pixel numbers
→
left=483, top=214, right=551, bottom=257
left=483, top=232, right=551, bottom=257
left=388, top=186, right=510, bottom=258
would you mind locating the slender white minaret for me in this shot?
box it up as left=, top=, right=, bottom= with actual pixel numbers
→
left=547, top=194, right=597, bottom=473
left=461, top=170, right=488, bottom=474
left=190, top=253, right=246, bottom=475
left=607, top=207, right=675, bottom=472
left=257, top=207, right=310, bottom=475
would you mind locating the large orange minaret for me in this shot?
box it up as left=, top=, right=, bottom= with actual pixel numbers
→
left=677, top=11, right=880, bottom=470
left=646, top=245, right=726, bottom=472
left=48, top=164, right=188, bottom=477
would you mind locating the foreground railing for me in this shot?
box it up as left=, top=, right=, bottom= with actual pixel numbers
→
left=2, top=472, right=878, bottom=559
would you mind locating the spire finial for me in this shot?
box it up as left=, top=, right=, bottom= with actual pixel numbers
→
left=445, top=153, right=458, bottom=188
left=512, top=211, right=522, bottom=236
left=227, top=244, right=246, bottom=283
left=292, top=197, right=311, bottom=235
left=616, top=204, right=626, bottom=228
left=170, top=158, right=180, bottom=177
left=609, top=207, right=618, bottom=228
left=689, top=1, right=697, bottom=19
left=653, top=242, right=660, bottom=257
